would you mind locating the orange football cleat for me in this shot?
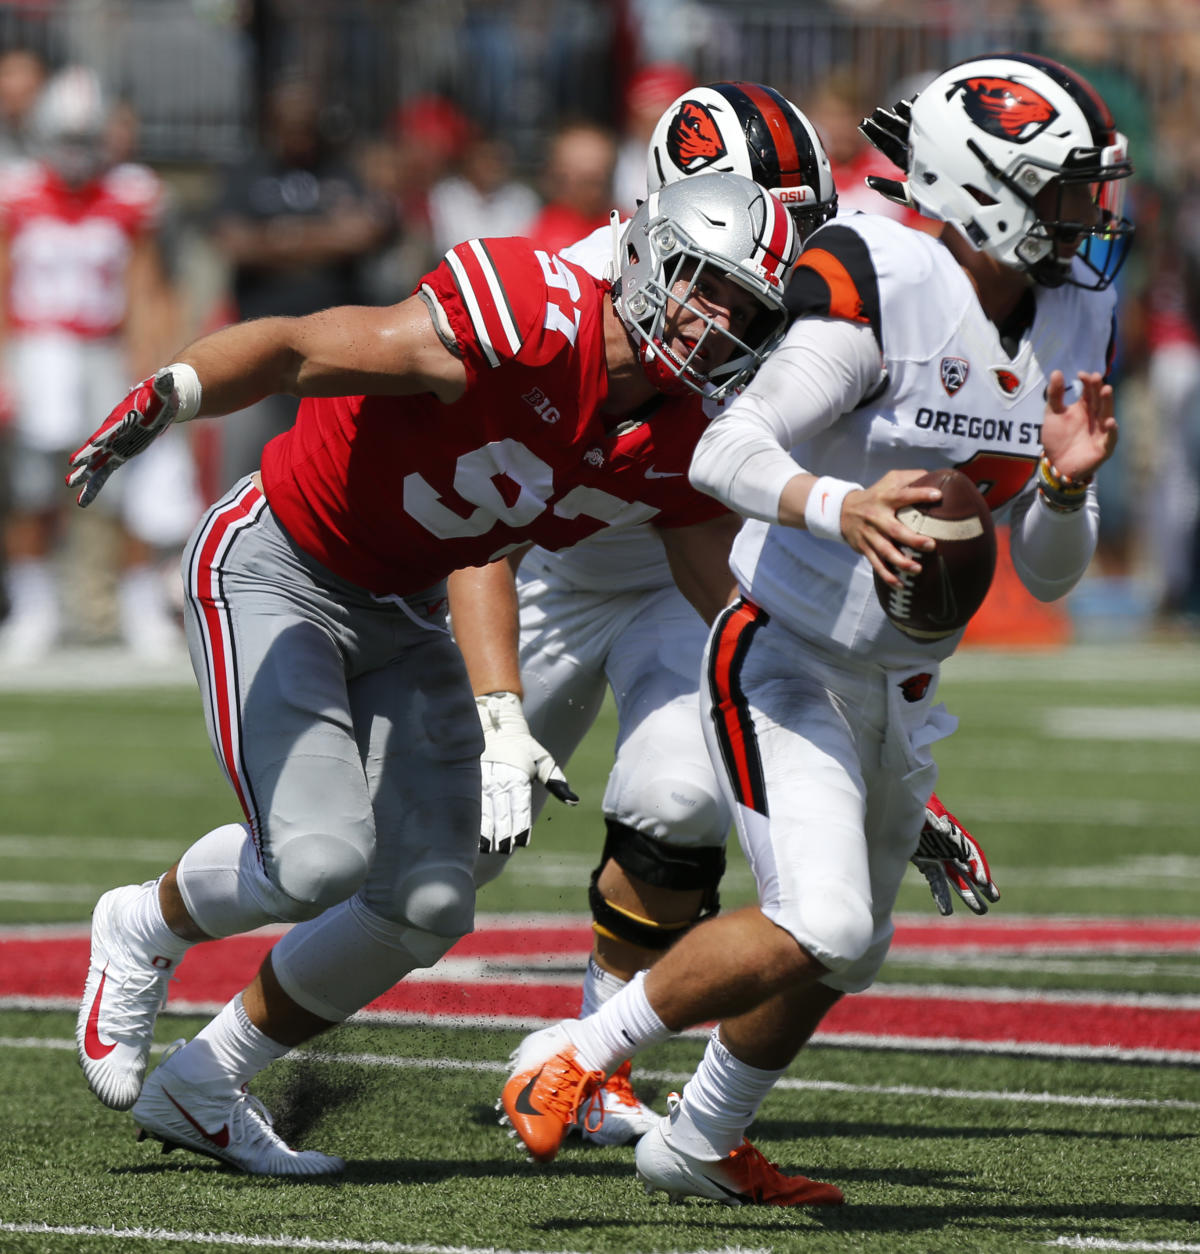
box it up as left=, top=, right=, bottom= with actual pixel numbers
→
left=499, top=1023, right=605, bottom=1163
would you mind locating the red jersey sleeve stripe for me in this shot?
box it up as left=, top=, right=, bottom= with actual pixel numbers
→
left=445, top=239, right=523, bottom=368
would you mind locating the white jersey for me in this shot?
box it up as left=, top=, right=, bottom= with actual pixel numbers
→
left=525, top=220, right=678, bottom=592
left=724, top=213, right=1116, bottom=667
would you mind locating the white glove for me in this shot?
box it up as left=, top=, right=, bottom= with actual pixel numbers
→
left=476, top=691, right=577, bottom=855
left=912, top=794, right=1000, bottom=916
left=66, top=364, right=202, bottom=507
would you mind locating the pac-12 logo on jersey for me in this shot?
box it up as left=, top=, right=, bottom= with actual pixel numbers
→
left=667, top=101, right=727, bottom=173
left=940, top=357, right=970, bottom=395
left=954, top=77, right=1059, bottom=144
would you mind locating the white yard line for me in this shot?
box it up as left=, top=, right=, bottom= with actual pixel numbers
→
left=4, top=1037, right=1199, bottom=1111
left=1048, top=1239, right=1200, bottom=1252
left=0, top=1224, right=763, bottom=1254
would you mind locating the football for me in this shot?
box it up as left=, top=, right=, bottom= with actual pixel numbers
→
left=873, top=468, right=997, bottom=641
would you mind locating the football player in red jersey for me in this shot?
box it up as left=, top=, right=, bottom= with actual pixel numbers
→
left=64, top=169, right=800, bottom=1175
left=0, top=67, right=199, bottom=663
left=498, top=52, right=1131, bottom=1205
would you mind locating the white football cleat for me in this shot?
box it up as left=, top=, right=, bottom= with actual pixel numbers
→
left=76, top=883, right=175, bottom=1110
left=132, top=1042, right=345, bottom=1176
left=635, top=1113, right=844, bottom=1207
left=574, top=1061, right=658, bottom=1146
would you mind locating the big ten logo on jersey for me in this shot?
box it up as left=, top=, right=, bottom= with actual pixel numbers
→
left=522, top=386, right=561, bottom=424
left=536, top=250, right=582, bottom=346
left=403, top=438, right=657, bottom=548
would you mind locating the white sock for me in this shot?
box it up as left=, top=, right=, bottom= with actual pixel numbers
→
left=666, top=1026, right=785, bottom=1160
left=566, top=969, right=673, bottom=1074
left=166, top=994, right=289, bottom=1093
left=579, top=956, right=626, bottom=1018
left=122, top=878, right=192, bottom=969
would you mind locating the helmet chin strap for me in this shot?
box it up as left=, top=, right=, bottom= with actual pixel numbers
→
left=639, top=340, right=694, bottom=396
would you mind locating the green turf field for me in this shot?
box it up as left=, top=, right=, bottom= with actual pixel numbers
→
left=2, top=643, right=1198, bottom=1253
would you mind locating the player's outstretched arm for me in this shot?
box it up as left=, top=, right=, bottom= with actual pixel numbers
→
left=67, top=295, right=467, bottom=506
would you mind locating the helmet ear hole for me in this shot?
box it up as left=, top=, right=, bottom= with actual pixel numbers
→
left=965, top=185, right=998, bottom=206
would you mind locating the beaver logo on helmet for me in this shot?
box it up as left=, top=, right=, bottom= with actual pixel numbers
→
left=667, top=101, right=727, bottom=173
left=953, top=76, right=1059, bottom=144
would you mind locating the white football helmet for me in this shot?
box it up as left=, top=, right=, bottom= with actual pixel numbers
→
left=613, top=170, right=800, bottom=399
left=905, top=52, right=1133, bottom=289
left=30, top=66, right=111, bottom=186
left=647, top=81, right=837, bottom=240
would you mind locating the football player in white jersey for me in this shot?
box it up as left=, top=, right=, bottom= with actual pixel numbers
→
left=453, top=83, right=996, bottom=1146
left=498, top=53, right=1132, bottom=1205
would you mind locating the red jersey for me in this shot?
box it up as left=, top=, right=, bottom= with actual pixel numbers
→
left=261, top=236, right=726, bottom=596
left=0, top=160, right=164, bottom=338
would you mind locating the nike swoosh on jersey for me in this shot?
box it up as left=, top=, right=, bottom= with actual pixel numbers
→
left=645, top=467, right=683, bottom=479
left=83, top=965, right=119, bottom=1059
left=163, top=1088, right=231, bottom=1147
left=513, top=1066, right=547, bottom=1115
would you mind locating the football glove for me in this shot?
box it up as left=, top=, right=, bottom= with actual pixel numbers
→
left=858, top=97, right=916, bottom=209
left=476, top=691, right=578, bottom=855
left=66, top=364, right=202, bottom=507
left=912, top=794, right=1000, bottom=917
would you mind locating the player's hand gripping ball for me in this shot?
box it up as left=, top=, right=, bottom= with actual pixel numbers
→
left=874, top=468, right=996, bottom=641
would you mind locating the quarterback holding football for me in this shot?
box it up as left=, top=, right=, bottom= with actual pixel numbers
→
left=498, top=51, right=1130, bottom=1207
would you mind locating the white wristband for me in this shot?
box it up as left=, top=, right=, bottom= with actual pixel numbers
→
left=804, top=476, right=861, bottom=543
left=161, top=362, right=203, bottom=423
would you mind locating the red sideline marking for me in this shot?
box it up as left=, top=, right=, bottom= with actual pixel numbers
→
left=5, top=918, right=1200, bottom=1055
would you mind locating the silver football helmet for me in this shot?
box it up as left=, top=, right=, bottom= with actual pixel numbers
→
left=905, top=53, right=1133, bottom=290
left=647, top=81, right=838, bottom=239
left=613, top=170, right=799, bottom=399
left=30, top=66, right=111, bottom=187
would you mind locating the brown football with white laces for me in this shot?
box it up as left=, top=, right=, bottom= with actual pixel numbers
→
left=873, top=468, right=996, bottom=641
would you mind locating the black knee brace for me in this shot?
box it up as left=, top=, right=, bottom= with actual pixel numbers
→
left=588, top=818, right=725, bottom=951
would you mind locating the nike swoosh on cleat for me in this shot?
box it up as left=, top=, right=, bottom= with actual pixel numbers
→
left=162, top=1088, right=231, bottom=1148
left=513, top=1066, right=546, bottom=1116
left=706, top=1174, right=747, bottom=1202
left=83, top=966, right=119, bottom=1060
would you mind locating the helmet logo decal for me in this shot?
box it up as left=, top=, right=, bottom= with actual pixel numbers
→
left=940, top=357, right=969, bottom=395
left=667, top=101, right=727, bottom=173
left=954, top=77, right=1059, bottom=144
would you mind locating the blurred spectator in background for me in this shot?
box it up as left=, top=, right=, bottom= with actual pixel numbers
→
left=807, top=66, right=937, bottom=234
left=428, top=127, right=539, bottom=255
left=0, top=46, right=46, bottom=620
left=0, top=67, right=199, bottom=663
left=211, top=76, right=391, bottom=487
left=1145, top=109, right=1200, bottom=627
left=354, top=92, right=473, bottom=307
left=0, top=46, right=47, bottom=166
left=526, top=118, right=617, bottom=255
left=612, top=61, right=693, bottom=215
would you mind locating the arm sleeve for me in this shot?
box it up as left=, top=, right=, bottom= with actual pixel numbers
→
left=1007, top=485, right=1100, bottom=602
left=689, top=317, right=883, bottom=522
